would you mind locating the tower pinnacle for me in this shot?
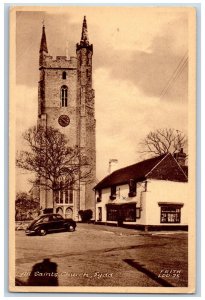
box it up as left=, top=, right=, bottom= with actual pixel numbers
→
left=40, top=25, right=48, bottom=53
left=80, top=16, right=89, bottom=46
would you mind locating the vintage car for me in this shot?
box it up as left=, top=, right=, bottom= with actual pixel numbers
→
left=25, top=213, right=76, bottom=236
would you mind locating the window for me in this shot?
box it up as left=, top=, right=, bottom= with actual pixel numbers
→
left=110, top=186, right=116, bottom=200
left=54, top=215, right=63, bottom=220
left=107, top=206, right=118, bottom=221
left=65, top=190, right=69, bottom=204
left=54, top=189, right=60, bottom=203
left=160, top=205, right=182, bottom=223
left=136, top=208, right=141, bottom=219
left=62, top=71, right=67, bottom=79
left=128, top=179, right=136, bottom=197
left=36, top=216, right=50, bottom=224
left=60, top=181, right=63, bottom=204
left=123, top=205, right=136, bottom=221
left=61, top=85, right=68, bottom=107
left=98, top=207, right=102, bottom=221
left=106, top=203, right=137, bottom=222
left=55, top=176, right=73, bottom=205
left=96, top=189, right=102, bottom=202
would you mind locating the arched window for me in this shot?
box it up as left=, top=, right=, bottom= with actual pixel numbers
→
left=62, top=71, right=67, bottom=79
left=60, top=181, right=63, bottom=203
left=55, top=174, right=73, bottom=205
left=61, top=85, right=68, bottom=107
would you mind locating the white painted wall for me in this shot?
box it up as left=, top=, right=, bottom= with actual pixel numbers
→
left=96, top=179, right=188, bottom=226
left=95, top=182, right=147, bottom=222
left=145, top=180, right=188, bottom=225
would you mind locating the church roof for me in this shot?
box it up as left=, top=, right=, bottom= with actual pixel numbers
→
left=40, top=25, right=48, bottom=53
left=80, top=16, right=89, bottom=45
left=94, top=153, right=188, bottom=190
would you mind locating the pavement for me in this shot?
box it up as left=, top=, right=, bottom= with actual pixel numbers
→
left=15, top=223, right=188, bottom=287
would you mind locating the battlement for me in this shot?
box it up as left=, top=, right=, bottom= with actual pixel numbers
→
left=43, top=55, right=77, bottom=69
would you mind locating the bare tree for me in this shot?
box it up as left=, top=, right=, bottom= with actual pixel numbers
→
left=138, top=128, right=187, bottom=158
left=16, top=126, right=92, bottom=209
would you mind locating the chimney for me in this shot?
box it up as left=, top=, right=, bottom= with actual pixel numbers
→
left=173, top=148, right=186, bottom=166
left=108, top=159, right=118, bottom=174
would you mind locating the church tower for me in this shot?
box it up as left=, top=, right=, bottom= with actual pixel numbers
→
left=38, top=17, right=96, bottom=220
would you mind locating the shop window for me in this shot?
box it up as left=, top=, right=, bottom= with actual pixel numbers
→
left=106, top=203, right=137, bottom=222
left=107, top=207, right=118, bottom=221
left=160, top=205, right=181, bottom=223
left=123, top=205, right=136, bottom=221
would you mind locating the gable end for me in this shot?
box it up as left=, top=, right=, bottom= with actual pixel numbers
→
left=146, top=153, right=188, bottom=182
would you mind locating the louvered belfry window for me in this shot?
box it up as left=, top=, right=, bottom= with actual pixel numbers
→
left=62, top=71, right=67, bottom=79
left=61, top=85, right=68, bottom=107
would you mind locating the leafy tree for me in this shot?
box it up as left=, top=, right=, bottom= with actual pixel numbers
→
left=138, top=128, right=187, bottom=158
left=15, top=192, right=40, bottom=221
left=16, top=126, right=92, bottom=209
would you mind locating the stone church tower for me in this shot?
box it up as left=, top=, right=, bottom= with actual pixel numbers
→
left=38, top=17, right=96, bottom=220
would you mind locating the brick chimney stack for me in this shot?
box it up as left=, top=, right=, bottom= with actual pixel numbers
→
left=173, top=148, right=186, bottom=166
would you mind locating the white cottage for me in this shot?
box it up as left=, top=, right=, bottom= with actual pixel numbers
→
left=94, top=152, right=188, bottom=230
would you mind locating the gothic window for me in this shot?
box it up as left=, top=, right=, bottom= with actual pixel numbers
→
left=54, top=189, right=60, bottom=203
left=69, top=188, right=73, bottom=204
left=55, top=175, right=73, bottom=205
left=65, top=190, right=69, bottom=204
left=61, top=85, right=68, bottom=107
left=62, top=71, right=67, bottom=79
left=60, top=181, right=63, bottom=204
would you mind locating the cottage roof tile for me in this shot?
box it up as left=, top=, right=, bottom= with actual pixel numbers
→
left=94, top=153, right=187, bottom=190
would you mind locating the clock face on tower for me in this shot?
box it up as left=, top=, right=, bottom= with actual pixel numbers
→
left=58, top=115, right=70, bottom=127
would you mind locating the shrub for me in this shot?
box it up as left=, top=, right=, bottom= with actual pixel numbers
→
left=78, top=209, right=93, bottom=222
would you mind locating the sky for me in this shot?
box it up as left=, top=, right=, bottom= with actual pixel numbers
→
left=15, top=6, right=190, bottom=192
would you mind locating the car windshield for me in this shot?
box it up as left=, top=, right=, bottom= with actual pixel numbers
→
left=29, top=216, right=50, bottom=226
left=54, top=215, right=64, bottom=220
left=35, top=216, right=50, bottom=224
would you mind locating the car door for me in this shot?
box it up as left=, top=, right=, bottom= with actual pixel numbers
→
left=36, top=216, right=50, bottom=232
left=46, top=215, right=57, bottom=232
left=52, top=215, right=65, bottom=231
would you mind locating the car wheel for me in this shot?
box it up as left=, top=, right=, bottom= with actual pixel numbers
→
left=38, top=229, right=47, bottom=236
left=68, top=225, right=75, bottom=232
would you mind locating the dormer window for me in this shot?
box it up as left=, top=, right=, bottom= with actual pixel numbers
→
left=61, top=85, right=68, bottom=107
left=62, top=71, right=67, bottom=79
left=110, top=186, right=116, bottom=200
left=128, top=179, right=136, bottom=197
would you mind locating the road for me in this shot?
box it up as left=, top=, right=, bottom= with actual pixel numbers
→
left=15, top=223, right=188, bottom=287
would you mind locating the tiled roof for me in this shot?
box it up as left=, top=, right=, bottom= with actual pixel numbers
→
left=94, top=153, right=188, bottom=190
left=181, top=165, right=188, bottom=177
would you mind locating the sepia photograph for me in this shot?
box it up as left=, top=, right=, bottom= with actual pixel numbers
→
left=9, top=5, right=196, bottom=293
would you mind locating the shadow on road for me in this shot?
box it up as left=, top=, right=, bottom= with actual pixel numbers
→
left=123, top=259, right=174, bottom=287
left=16, top=258, right=58, bottom=286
